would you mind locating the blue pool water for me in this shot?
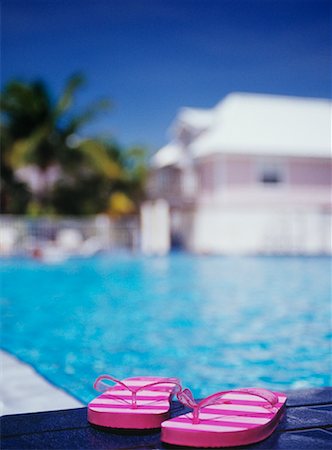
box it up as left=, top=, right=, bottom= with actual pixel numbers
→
left=1, top=254, right=331, bottom=403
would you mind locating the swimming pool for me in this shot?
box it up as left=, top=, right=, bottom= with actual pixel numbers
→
left=1, top=254, right=331, bottom=403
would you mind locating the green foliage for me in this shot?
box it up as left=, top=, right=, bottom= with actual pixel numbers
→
left=1, top=80, right=51, bottom=139
left=52, top=176, right=111, bottom=215
left=0, top=74, right=147, bottom=216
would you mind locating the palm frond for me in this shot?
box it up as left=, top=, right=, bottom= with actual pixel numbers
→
left=54, top=73, right=85, bottom=118
left=8, top=125, right=50, bottom=168
left=78, top=139, right=123, bottom=179
left=64, top=98, right=111, bottom=135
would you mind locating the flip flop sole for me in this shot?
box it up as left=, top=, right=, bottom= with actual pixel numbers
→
left=88, top=407, right=171, bottom=429
left=161, top=392, right=287, bottom=447
left=88, top=377, right=177, bottom=429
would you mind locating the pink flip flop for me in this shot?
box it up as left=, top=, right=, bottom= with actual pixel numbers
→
left=161, top=387, right=287, bottom=448
left=87, top=374, right=181, bottom=429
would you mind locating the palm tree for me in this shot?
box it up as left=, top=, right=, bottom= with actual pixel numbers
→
left=1, top=74, right=146, bottom=215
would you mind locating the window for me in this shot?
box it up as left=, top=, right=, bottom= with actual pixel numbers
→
left=257, top=161, right=285, bottom=185
left=260, top=168, right=283, bottom=184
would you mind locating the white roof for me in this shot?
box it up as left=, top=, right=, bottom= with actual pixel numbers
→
left=153, top=92, right=331, bottom=167
left=175, top=107, right=214, bottom=132
left=150, top=142, right=182, bottom=168
left=191, top=93, right=331, bottom=158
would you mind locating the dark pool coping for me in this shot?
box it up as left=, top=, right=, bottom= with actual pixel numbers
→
left=1, top=387, right=331, bottom=449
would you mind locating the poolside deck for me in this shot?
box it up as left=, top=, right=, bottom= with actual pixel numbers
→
left=0, top=350, right=82, bottom=416
left=1, top=388, right=331, bottom=449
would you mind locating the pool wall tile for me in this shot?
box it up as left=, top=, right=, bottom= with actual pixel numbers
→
left=285, top=387, right=332, bottom=407
left=279, top=405, right=332, bottom=431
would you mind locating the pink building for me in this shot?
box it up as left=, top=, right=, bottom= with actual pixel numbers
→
left=148, top=93, right=331, bottom=254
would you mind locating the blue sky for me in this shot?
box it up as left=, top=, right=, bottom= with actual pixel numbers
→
left=2, top=0, right=331, bottom=151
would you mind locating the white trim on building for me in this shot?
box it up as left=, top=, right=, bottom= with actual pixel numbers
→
left=153, top=92, right=331, bottom=167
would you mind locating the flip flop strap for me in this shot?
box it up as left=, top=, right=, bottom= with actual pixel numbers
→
left=177, top=387, right=279, bottom=424
left=94, top=374, right=181, bottom=409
